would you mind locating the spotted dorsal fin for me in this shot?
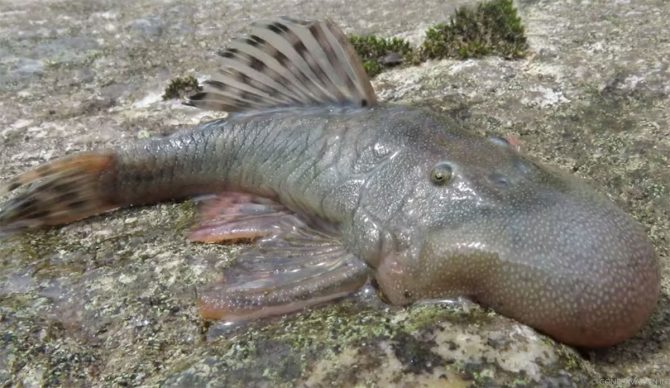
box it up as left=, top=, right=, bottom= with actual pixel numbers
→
left=186, top=17, right=377, bottom=112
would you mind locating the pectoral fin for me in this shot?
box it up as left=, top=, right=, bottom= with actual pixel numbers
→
left=191, top=193, right=369, bottom=321
left=189, top=192, right=294, bottom=243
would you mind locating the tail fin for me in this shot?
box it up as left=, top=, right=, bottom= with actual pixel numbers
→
left=0, top=152, right=119, bottom=234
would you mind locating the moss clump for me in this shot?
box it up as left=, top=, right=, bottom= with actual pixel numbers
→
left=349, top=35, right=414, bottom=77
left=420, top=0, right=527, bottom=60
left=347, top=0, right=528, bottom=77
left=162, top=75, right=201, bottom=100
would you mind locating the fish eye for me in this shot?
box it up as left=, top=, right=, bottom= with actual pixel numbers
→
left=430, top=162, right=453, bottom=186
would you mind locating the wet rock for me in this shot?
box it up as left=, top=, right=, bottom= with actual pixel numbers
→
left=13, top=58, right=45, bottom=78
left=0, top=0, right=668, bottom=386
left=127, top=17, right=164, bottom=39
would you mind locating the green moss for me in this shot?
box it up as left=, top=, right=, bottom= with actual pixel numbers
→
left=420, top=0, right=527, bottom=60
left=547, top=343, right=598, bottom=381
left=274, top=302, right=394, bottom=350
left=16, top=231, right=66, bottom=262
left=349, top=35, right=414, bottom=77
left=162, top=75, right=201, bottom=100
left=172, top=201, right=198, bottom=233
left=347, top=0, right=528, bottom=78
left=403, top=303, right=494, bottom=333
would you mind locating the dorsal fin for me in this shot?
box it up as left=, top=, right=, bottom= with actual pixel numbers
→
left=186, top=17, right=377, bottom=112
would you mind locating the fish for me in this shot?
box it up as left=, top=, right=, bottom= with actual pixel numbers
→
left=0, top=17, right=660, bottom=348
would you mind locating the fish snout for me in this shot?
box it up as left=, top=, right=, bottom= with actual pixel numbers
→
left=376, top=187, right=660, bottom=348
left=478, top=193, right=660, bottom=347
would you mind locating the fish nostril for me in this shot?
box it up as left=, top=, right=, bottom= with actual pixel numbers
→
left=489, top=172, right=510, bottom=188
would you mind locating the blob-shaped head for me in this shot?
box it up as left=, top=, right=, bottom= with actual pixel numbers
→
left=371, top=114, right=660, bottom=348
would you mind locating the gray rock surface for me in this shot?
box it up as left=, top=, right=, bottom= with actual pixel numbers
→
left=0, top=0, right=668, bottom=386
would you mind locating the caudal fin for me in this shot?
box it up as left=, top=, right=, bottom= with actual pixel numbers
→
left=0, top=152, right=119, bottom=234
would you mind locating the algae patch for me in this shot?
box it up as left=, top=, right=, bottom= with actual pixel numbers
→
left=162, top=75, right=201, bottom=100
left=350, top=0, right=528, bottom=77
left=391, top=331, right=445, bottom=374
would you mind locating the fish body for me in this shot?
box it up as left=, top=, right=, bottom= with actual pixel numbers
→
left=0, top=18, right=659, bottom=348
